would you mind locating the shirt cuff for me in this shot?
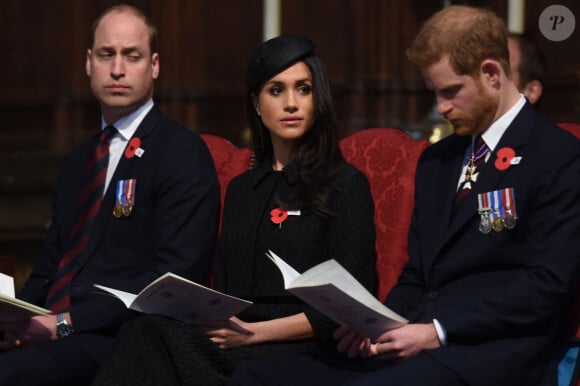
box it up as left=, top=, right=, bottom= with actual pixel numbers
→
left=433, top=318, right=447, bottom=346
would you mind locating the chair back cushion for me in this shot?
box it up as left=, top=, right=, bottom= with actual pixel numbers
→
left=340, top=128, right=429, bottom=301
left=558, top=122, right=580, bottom=139
left=201, top=134, right=253, bottom=215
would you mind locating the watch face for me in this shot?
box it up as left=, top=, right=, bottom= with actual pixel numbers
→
left=57, top=315, right=74, bottom=338
left=57, top=323, right=73, bottom=338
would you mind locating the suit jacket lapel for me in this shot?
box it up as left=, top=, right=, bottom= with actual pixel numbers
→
left=423, top=135, right=469, bottom=273
left=441, top=103, right=533, bottom=252
left=78, top=106, right=164, bottom=269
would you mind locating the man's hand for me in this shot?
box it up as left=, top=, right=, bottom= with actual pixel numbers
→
left=0, top=314, right=58, bottom=351
left=334, top=323, right=441, bottom=361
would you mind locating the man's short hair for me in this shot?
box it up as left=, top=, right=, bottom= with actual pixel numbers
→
left=90, top=4, right=158, bottom=53
left=407, top=5, right=510, bottom=77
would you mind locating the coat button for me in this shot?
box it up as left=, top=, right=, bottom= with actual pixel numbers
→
left=428, top=291, right=438, bottom=299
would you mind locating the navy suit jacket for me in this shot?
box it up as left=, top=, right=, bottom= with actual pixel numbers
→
left=385, top=103, right=580, bottom=386
left=18, top=106, right=220, bottom=354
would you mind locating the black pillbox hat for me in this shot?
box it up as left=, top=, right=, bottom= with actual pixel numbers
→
left=246, top=35, right=314, bottom=91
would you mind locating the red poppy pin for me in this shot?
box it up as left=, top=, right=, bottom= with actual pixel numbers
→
left=270, top=208, right=288, bottom=226
left=494, top=147, right=521, bottom=171
left=125, top=137, right=144, bottom=159
left=270, top=207, right=301, bottom=229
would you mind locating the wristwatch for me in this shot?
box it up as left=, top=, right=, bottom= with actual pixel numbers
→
left=56, top=313, right=74, bottom=339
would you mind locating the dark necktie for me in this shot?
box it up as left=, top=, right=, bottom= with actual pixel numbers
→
left=454, top=135, right=489, bottom=206
left=45, top=125, right=117, bottom=313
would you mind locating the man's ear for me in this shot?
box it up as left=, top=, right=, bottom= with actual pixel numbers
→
left=480, top=59, right=502, bottom=88
left=151, top=53, right=160, bottom=79
left=523, top=80, right=543, bottom=105
left=85, top=49, right=92, bottom=76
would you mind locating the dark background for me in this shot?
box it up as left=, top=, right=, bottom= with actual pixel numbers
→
left=1, top=0, right=578, bottom=289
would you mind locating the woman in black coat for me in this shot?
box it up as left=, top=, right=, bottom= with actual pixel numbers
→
left=92, top=35, right=377, bottom=386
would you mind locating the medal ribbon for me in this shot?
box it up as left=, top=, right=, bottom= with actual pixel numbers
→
left=115, top=180, right=126, bottom=206
left=491, top=189, right=504, bottom=219
left=126, top=179, right=136, bottom=206
left=501, top=187, right=517, bottom=219
left=477, top=191, right=490, bottom=212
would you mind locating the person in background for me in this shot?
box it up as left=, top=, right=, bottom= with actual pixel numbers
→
left=228, top=5, right=580, bottom=386
left=91, top=35, right=377, bottom=386
left=507, top=33, right=546, bottom=106
left=0, top=4, right=219, bottom=385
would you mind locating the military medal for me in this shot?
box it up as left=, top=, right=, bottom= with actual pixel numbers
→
left=477, top=192, right=492, bottom=234
left=490, top=190, right=504, bottom=232
left=479, top=188, right=518, bottom=233
left=501, top=187, right=517, bottom=230
left=492, top=215, right=504, bottom=232
left=464, top=138, right=489, bottom=184
left=114, top=179, right=137, bottom=218
left=122, top=204, right=133, bottom=217
left=113, top=204, right=123, bottom=218
left=122, top=179, right=135, bottom=217
left=465, top=159, right=476, bottom=183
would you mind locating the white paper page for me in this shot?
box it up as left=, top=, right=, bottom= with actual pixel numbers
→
left=132, top=274, right=252, bottom=321
left=0, top=273, right=15, bottom=297
left=290, top=283, right=407, bottom=340
left=94, top=284, right=138, bottom=308
left=265, top=250, right=301, bottom=288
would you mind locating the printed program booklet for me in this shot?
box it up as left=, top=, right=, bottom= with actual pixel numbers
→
left=94, top=272, right=252, bottom=321
left=0, top=272, right=51, bottom=322
left=266, top=250, right=408, bottom=340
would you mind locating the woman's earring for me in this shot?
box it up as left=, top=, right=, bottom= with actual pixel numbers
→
left=256, top=110, right=261, bottom=117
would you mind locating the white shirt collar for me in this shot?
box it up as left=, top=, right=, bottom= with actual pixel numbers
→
left=479, top=94, right=526, bottom=151
left=101, top=99, right=154, bottom=140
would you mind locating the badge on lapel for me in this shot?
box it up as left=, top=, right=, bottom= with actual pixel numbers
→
left=494, top=147, right=521, bottom=171
left=113, top=179, right=137, bottom=218
left=477, top=188, right=517, bottom=234
left=270, top=207, right=301, bottom=229
left=125, top=137, right=144, bottom=159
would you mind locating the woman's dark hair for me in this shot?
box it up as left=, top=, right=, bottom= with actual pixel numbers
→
left=245, top=54, right=344, bottom=218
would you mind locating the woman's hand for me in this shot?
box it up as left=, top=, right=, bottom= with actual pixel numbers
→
left=198, top=317, right=255, bottom=349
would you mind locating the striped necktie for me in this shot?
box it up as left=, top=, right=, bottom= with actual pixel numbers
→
left=45, top=125, right=117, bottom=313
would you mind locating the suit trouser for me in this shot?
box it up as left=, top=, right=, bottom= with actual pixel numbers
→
left=0, top=333, right=113, bottom=386
left=228, top=348, right=466, bottom=386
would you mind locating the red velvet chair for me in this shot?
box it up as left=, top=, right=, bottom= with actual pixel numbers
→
left=201, top=127, right=578, bottom=384
left=339, top=129, right=429, bottom=301
left=558, top=122, right=580, bottom=139
left=201, top=128, right=429, bottom=303
left=200, top=134, right=253, bottom=221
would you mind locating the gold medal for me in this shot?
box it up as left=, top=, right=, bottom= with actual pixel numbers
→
left=113, top=204, right=123, bottom=218
left=122, top=204, right=133, bottom=217
left=492, top=216, right=504, bottom=232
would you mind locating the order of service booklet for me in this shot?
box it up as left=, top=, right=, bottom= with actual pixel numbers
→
left=0, top=272, right=52, bottom=322
left=94, top=272, right=252, bottom=322
left=266, top=250, right=408, bottom=340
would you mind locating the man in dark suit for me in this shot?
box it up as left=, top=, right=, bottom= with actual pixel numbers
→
left=229, top=5, right=580, bottom=386
left=507, top=33, right=546, bottom=106
left=0, top=4, right=219, bottom=385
